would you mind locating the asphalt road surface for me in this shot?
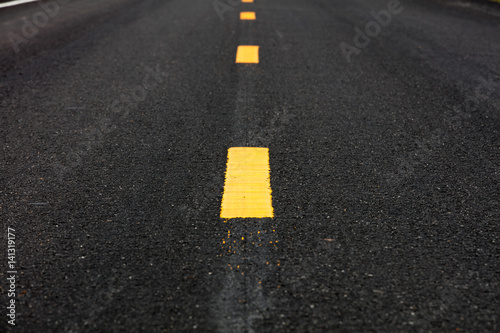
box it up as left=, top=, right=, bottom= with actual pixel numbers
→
left=1, top=0, right=499, bottom=331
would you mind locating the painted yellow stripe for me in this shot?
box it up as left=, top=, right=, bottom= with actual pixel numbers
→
left=236, top=45, right=259, bottom=64
left=221, top=147, right=274, bottom=219
left=242, top=0, right=254, bottom=2
left=240, top=12, right=256, bottom=20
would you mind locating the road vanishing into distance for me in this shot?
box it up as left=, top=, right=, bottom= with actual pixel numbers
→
left=1, top=0, right=499, bottom=331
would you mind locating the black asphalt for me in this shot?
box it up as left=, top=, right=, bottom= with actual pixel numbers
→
left=1, top=0, right=499, bottom=331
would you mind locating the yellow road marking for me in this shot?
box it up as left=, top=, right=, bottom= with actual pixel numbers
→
left=221, top=147, right=274, bottom=219
left=242, top=0, right=254, bottom=2
left=240, top=12, right=256, bottom=20
left=236, top=45, right=259, bottom=63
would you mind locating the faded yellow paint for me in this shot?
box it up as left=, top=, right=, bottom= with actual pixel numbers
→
left=220, top=147, right=273, bottom=218
left=236, top=45, right=259, bottom=63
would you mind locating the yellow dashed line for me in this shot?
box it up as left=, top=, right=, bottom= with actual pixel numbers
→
left=220, top=147, right=274, bottom=218
left=240, top=12, right=256, bottom=20
left=236, top=45, right=259, bottom=63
